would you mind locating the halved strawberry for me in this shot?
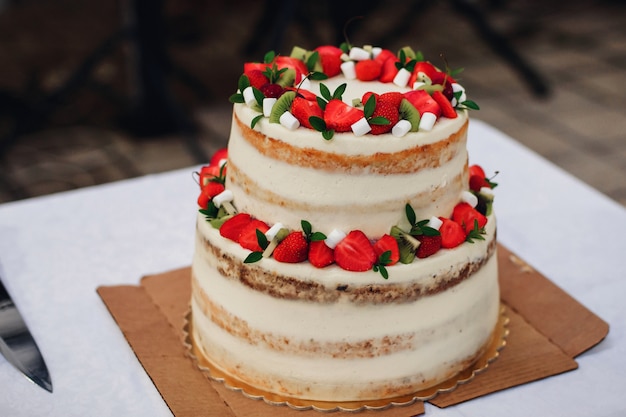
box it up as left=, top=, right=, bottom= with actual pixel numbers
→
left=432, top=90, right=457, bottom=119
left=374, top=48, right=396, bottom=63
left=308, top=240, right=334, bottom=268
left=238, top=219, right=270, bottom=252
left=243, top=62, right=268, bottom=74
left=438, top=217, right=466, bottom=249
left=273, top=231, right=309, bottom=263
left=334, top=230, right=377, bottom=272
left=355, top=59, right=382, bottom=81
left=274, top=56, right=308, bottom=83
left=291, top=96, right=323, bottom=129
left=379, top=57, right=399, bottom=83
left=416, top=235, right=442, bottom=258
left=469, top=164, right=486, bottom=179
left=370, top=99, right=399, bottom=135
left=323, top=99, right=365, bottom=133
left=452, top=203, right=487, bottom=234
left=409, top=61, right=454, bottom=86
left=197, top=181, right=225, bottom=208
left=404, top=90, right=441, bottom=118
left=219, top=213, right=252, bottom=242
left=209, top=148, right=228, bottom=167
left=469, top=175, right=490, bottom=192
left=244, top=69, right=270, bottom=89
left=199, top=164, right=221, bottom=187
left=373, top=234, right=400, bottom=266
left=314, top=45, right=343, bottom=77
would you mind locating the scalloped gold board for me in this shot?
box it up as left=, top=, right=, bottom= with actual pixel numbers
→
left=97, top=245, right=608, bottom=416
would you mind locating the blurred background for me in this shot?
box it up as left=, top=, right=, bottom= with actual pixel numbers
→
left=0, top=0, right=625, bottom=205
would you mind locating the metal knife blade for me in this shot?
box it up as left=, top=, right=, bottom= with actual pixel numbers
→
left=0, top=276, right=53, bottom=392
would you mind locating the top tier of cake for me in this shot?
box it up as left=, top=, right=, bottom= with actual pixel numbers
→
left=225, top=45, right=474, bottom=237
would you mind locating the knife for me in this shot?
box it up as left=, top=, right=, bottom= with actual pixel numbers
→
left=0, top=276, right=53, bottom=392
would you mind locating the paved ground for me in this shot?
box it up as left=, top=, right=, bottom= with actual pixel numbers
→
left=1, top=0, right=625, bottom=206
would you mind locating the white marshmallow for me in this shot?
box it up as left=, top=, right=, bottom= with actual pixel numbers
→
left=371, top=46, right=383, bottom=59
left=279, top=111, right=300, bottom=130
left=351, top=117, right=371, bottom=136
left=461, top=190, right=479, bottom=207
left=480, top=187, right=495, bottom=198
left=419, top=112, right=437, bottom=131
left=426, top=216, right=443, bottom=231
left=265, top=223, right=285, bottom=241
left=349, top=47, right=371, bottom=61
left=325, top=229, right=347, bottom=249
left=412, top=81, right=426, bottom=90
left=392, top=120, right=412, bottom=137
left=393, top=68, right=411, bottom=87
left=263, top=98, right=277, bottom=117
left=242, top=86, right=257, bottom=107
left=213, top=190, right=233, bottom=208
left=341, top=61, right=356, bottom=79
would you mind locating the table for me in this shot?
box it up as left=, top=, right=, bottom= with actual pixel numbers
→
left=0, top=120, right=624, bottom=416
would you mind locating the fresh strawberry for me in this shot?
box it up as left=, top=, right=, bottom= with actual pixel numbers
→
left=291, top=96, right=323, bottom=129
left=370, top=99, right=399, bottom=135
left=416, top=235, right=442, bottom=258
left=286, top=87, right=317, bottom=101
left=197, top=181, right=225, bottom=208
left=323, top=99, right=365, bottom=133
left=452, top=202, right=488, bottom=234
left=469, top=164, right=486, bottom=179
left=334, top=230, right=377, bottom=272
left=244, top=69, right=270, bottom=89
left=432, top=90, right=457, bottom=118
left=273, top=231, right=309, bottom=263
left=274, top=56, right=308, bottom=83
left=314, top=45, right=343, bottom=77
left=362, top=91, right=378, bottom=106
left=355, top=59, right=382, bottom=81
left=209, top=148, right=228, bottom=167
left=199, top=164, right=221, bottom=187
left=219, top=213, right=252, bottom=242
left=238, top=219, right=270, bottom=252
left=379, top=92, right=404, bottom=108
left=308, top=240, right=334, bottom=268
left=260, top=83, right=284, bottom=98
left=469, top=174, right=490, bottom=192
left=243, top=62, right=269, bottom=74
left=409, top=61, right=453, bottom=86
left=379, top=57, right=399, bottom=83
left=404, top=90, right=442, bottom=118
left=374, top=48, right=396, bottom=63
left=438, top=217, right=466, bottom=249
left=373, top=234, right=400, bottom=266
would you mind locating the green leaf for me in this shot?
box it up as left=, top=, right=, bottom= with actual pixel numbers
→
left=310, top=232, right=327, bottom=241
left=256, top=229, right=269, bottom=249
left=309, top=116, right=327, bottom=132
left=465, top=220, right=486, bottom=243
left=251, top=114, right=264, bottom=129
left=316, top=96, right=327, bottom=110
left=244, top=252, right=264, bottom=263
left=229, top=93, right=244, bottom=104
left=461, top=100, right=480, bottom=110
left=306, top=51, right=319, bottom=71
left=374, top=264, right=389, bottom=279
left=319, top=83, right=331, bottom=101
left=263, top=50, right=275, bottom=64
left=405, top=203, right=417, bottom=226
left=309, top=71, right=328, bottom=81
left=301, top=220, right=312, bottom=236
left=369, top=116, right=389, bottom=125
left=332, top=83, right=347, bottom=100
left=364, top=94, right=377, bottom=118
left=238, top=74, right=250, bottom=92
left=252, top=87, right=265, bottom=106
left=322, top=130, right=334, bottom=140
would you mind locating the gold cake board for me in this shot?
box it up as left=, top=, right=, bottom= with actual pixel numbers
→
left=97, top=245, right=609, bottom=416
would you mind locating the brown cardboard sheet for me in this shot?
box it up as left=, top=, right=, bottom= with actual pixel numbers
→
left=97, top=245, right=608, bottom=416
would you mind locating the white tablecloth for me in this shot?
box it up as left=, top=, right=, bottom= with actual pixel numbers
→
left=0, top=120, right=624, bottom=416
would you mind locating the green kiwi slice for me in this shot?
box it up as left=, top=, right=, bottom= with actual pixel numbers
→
left=269, top=91, right=296, bottom=123
left=399, top=99, right=421, bottom=132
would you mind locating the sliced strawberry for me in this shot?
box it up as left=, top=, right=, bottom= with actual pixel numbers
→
left=243, top=62, right=268, bottom=74
left=308, top=240, right=334, bottom=268
left=291, top=96, right=323, bottom=129
left=285, top=87, right=317, bottom=101
left=274, top=56, right=308, bottom=83
left=469, top=164, right=486, bottom=179
left=452, top=202, right=487, bottom=234
left=334, top=230, right=377, bottom=272
left=355, top=59, right=382, bottom=81
left=219, top=213, right=252, bottom=242
left=209, top=148, right=228, bottom=167
left=416, top=235, right=442, bottom=258
left=197, top=181, right=225, bottom=208
left=409, top=61, right=453, bottom=86
left=370, top=99, right=399, bottom=135
left=314, top=45, right=343, bottom=77
left=469, top=174, right=490, bottom=192
left=244, top=69, right=270, bottom=89
left=374, top=48, right=396, bottom=63
left=323, top=99, right=365, bottom=133
left=432, top=90, right=457, bottom=119
left=238, top=219, right=270, bottom=252
left=438, top=217, right=466, bottom=249
left=273, top=231, right=309, bottom=263
left=199, top=164, right=221, bottom=187
left=379, top=57, right=399, bottom=83
left=404, top=90, right=441, bottom=118
left=373, top=234, right=400, bottom=266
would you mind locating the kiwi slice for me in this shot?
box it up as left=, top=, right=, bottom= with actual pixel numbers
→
left=277, top=68, right=296, bottom=88
left=399, top=46, right=417, bottom=60
left=390, top=225, right=420, bottom=264
left=269, top=90, right=296, bottom=123
left=290, top=46, right=308, bottom=61
left=399, top=99, right=421, bottom=132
